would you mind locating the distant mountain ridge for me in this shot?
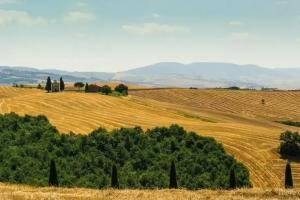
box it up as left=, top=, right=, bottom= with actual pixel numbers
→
left=113, top=62, right=300, bottom=89
left=1, top=62, right=300, bottom=89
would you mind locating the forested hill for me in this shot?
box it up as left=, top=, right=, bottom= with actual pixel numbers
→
left=0, top=113, right=250, bottom=189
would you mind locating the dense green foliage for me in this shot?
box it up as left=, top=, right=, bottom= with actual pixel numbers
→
left=279, top=131, right=300, bottom=157
left=115, top=84, right=128, bottom=95
left=0, top=113, right=250, bottom=189
left=285, top=162, right=293, bottom=189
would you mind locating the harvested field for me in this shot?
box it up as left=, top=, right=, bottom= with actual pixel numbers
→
left=1, top=87, right=300, bottom=188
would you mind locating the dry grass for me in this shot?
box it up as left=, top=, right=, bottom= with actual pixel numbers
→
left=0, top=183, right=300, bottom=200
left=1, top=87, right=300, bottom=189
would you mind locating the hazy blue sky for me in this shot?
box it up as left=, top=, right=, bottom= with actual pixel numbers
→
left=0, top=0, right=299, bottom=72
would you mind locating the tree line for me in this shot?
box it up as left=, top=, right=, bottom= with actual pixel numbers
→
left=0, top=113, right=250, bottom=189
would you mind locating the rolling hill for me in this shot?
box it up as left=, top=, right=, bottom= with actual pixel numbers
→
left=113, top=62, right=300, bottom=89
left=0, top=86, right=300, bottom=189
left=2, top=63, right=300, bottom=89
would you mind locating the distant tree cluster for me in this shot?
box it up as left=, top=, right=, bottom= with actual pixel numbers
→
left=84, top=83, right=128, bottom=96
left=279, top=131, right=300, bottom=157
left=13, top=84, right=24, bottom=88
left=227, top=86, right=240, bottom=90
left=0, top=113, right=251, bottom=189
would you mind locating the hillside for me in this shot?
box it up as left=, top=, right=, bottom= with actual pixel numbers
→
left=113, top=62, right=300, bottom=89
left=130, top=89, right=300, bottom=121
left=2, top=63, right=300, bottom=89
left=0, top=86, right=300, bottom=188
left=0, top=66, right=113, bottom=85
left=1, top=183, right=300, bottom=200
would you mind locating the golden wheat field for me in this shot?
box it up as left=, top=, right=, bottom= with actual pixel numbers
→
left=1, top=86, right=300, bottom=191
left=1, top=183, right=300, bottom=200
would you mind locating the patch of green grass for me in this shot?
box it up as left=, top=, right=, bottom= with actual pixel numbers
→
left=277, top=121, right=300, bottom=127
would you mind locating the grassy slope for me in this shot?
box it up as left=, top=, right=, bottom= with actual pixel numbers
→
left=0, top=87, right=300, bottom=189
left=1, top=183, right=300, bottom=200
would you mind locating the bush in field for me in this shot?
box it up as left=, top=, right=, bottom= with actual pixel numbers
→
left=74, top=82, right=85, bottom=90
left=279, top=131, right=300, bottom=157
left=0, top=113, right=251, bottom=189
left=115, top=84, right=128, bottom=95
left=100, top=85, right=112, bottom=95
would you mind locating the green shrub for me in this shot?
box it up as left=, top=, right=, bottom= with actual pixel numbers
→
left=279, top=131, right=300, bottom=157
left=100, top=85, right=112, bottom=95
left=115, top=84, right=128, bottom=95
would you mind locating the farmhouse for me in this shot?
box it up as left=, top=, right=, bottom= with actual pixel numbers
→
left=51, top=80, right=60, bottom=92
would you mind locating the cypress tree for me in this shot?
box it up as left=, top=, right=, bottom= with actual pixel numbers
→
left=229, top=167, right=237, bottom=189
left=169, top=160, right=178, bottom=189
left=48, top=160, right=58, bottom=187
left=285, top=161, right=293, bottom=189
left=85, top=83, right=89, bottom=93
left=59, top=77, right=65, bottom=91
left=45, top=76, right=52, bottom=92
left=124, top=135, right=131, bottom=151
left=111, top=164, right=119, bottom=188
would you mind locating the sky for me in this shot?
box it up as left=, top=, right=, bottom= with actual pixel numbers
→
left=0, top=0, right=299, bottom=72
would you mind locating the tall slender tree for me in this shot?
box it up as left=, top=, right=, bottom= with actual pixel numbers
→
left=285, top=161, right=293, bottom=189
left=229, top=167, right=237, bottom=189
left=111, top=164, right=119, bottom=188
left=45, top=76, right=52, bottom=93
left=169, top=160, right=178, bottom=189
left=59, top=77, right=65, bottom=91
left=124, top=135, right=131, bottom=151
left=48, top=160, right=58, bottom=187
left=85, top=83, right=89, bottom=93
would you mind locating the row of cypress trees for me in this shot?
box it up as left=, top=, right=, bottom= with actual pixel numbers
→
left=48, top=160, right=238, bottom=189
left=49, top=159, right=295, bottom=189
